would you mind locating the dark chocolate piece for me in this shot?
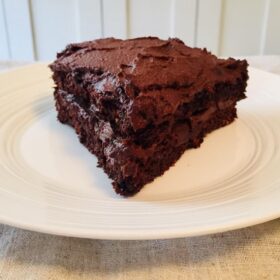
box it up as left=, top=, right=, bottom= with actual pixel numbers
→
left=50, top=37, right=248, bottom=196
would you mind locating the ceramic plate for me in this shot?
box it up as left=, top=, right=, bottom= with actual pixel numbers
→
left=0, top=64, right=280, bottom=239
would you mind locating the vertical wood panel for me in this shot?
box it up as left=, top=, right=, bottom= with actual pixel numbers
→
left=3, top=0, right=34, bottom=60
left=219, top=0, right=266, bottom=56
left=31, top=0, right=103, bottom=60
left=171, top=0, right=197, bottom=46
left=2, top=0, right=280, bottom=61
left=196, top=0, right=222, bottom=54
left=0, top=0, right=10, bottom=59
left=103, top=0, right=127, bottom=38
left=129, top=0, right=171, bottom=39
left=263, top=0, right=280, bottom=54
left=31, top=0, right=77, bottom=60
left=76, top=0, right=102, bottom=41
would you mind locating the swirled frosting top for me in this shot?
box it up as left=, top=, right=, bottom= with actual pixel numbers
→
left=51, top=37, right=248, bottom=97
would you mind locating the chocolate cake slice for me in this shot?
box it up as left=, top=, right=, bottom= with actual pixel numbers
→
left=50, top=37, right=248, bottom=196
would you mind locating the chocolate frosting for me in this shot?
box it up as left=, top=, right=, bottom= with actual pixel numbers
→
left=51, top=37, right=247, bottom=93
left=50, top=37, right=248, bottom=134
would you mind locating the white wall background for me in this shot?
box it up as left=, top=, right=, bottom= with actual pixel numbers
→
left=0, top=0, right=279, bottom=61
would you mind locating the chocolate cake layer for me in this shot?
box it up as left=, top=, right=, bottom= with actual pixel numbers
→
left=52, top=72, right=246, bottom=139
left=55, top=88, right=237, bottom=195
left=50, top=37, right=248, bottom=196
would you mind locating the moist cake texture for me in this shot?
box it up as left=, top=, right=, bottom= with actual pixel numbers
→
left=50, top=37, right=248, bottom=196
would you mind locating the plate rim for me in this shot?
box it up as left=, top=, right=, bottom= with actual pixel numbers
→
left=1, top=211, right=279, bottom=240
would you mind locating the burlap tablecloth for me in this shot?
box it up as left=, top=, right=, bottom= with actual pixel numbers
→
left=0, top=57, right=279, bottom=280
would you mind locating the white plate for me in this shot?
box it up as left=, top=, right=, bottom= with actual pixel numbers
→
left=0, top=64, right=280, bottom=240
